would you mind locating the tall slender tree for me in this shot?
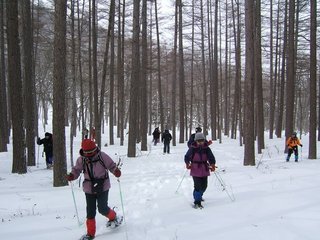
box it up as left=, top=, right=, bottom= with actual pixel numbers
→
left=127, top=0, right=140, bottom=157
left=178, top=0, right=185, bottom=143
left=243, top=0, right=255, bottom=166
left=171, top=1, right=178, bottom=146
left=285, top=0, right=295, bottom=148
left=254, top=0, right=264, bottom=153
left=154, top=0, right=164, bottom=132
left=140, top=0, right=148, bottom=151
left=52, top=0, right=67, bottom=186
left=22, top=0, right=36, bottom=166
left=308, top=0, right=316, bottom=159
left=7, top=0, right=26, bottom=173
left=0, top=0, right=8, bottom=152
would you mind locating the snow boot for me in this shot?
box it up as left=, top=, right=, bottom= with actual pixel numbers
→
left=85, top=218, right=96, bottom=239
left=106, top=208, right=116, bottom=221
left=106, top=208, right=123, bottom=228
left=80, top=234, right=95, bottom=240
left=194, top=201, right=204, bottom=209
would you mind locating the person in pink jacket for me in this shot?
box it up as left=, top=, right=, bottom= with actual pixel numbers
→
left=185, top=132, right=216, bottom=209
left=67, top=139, right=121, bottom=240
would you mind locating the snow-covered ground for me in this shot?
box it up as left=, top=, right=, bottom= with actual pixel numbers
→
left=1, top=127, right=320, bottom=240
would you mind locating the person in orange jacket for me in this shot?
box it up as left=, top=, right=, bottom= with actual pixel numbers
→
left=286, top=132, right=303, bottom=162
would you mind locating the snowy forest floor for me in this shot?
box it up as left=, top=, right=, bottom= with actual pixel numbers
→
left=1, top=131, right=320, bottom=240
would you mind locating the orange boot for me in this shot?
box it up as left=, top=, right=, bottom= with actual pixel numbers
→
left=106, top=208, right=116, bottom=221
left=86, top=218, right=96, bottom=238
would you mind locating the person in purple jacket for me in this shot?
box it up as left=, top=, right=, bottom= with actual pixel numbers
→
left=185, top=132, right=216, bottom=209
left=66, top=139, right=121, bottom=240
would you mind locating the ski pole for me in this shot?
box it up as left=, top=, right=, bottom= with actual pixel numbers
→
left=175, top=169, right=188, bottom=194
left=214, top=171, right=235, bottom=202
left=69, top=180, right=81, bottom=227
left=37, top=142, right=40, bottom=168
left=117, top=178, right=129, bottom=240
left=116, top=157, right=129, bottom=240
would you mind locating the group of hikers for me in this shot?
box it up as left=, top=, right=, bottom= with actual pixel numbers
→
left=36, top=126, right=303, bottom=239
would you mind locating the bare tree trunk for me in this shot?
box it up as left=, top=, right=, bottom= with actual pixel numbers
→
left=117, top=0, right=125, bottom=146
left=7, top=0, right=27, bottom=173
left=276, top=0, right=287, bottom=138
left=127, top=0, right=140, bottom=157
left=154, top=0, right=164, bottom=132
left=70, top=0, right=77, bottom=166
left=269, top=0, right=275, bottom=139
left=223, top=0, right=229, bottom=137
left=243, top=0, right=255, bottom=166
left=171, top=1, right=178, bottom=146
left=285, top=0, right=295, bottom=149
left=178, top=0, right=185, bottom=143
left=308, top=0, right=316, bottom=159
left=108, top=0, right=116, bottom=146
left=189, top=0, right=195, bottom=138
left=92, top=0, right=100, bottom=147
left=0, top=0, right=8, bottom=152
left=231, top=0, right=241, bottom=140
left=22, top=0, right=36, bottom=166
left=77, top=0, right=86, bottom=140
left=99, top=0, right=115, bottom=146
left=211, top=0, right=218, bottom=140
left=200, top=0, right=207, bottom=135
left=148, top=0, right=153, bottom=137
left=53, top=0, right=67, bottom=186
left=140, top=0, right=148, bottom=151
left=254, top=0, right=264, bottom=153
left=88, top=0, right=93, bottom=140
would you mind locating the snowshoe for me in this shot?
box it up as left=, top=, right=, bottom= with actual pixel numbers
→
left=106, top=215, right=123, bottom=229
left=193, top=203, right=204, bottom=209
left=79, top=234, right=95, bottom=240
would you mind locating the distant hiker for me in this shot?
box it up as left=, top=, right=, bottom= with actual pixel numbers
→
left=82, top=128, right=89, bottom=139
left=66, top=139, right=122, bottom=240
left=188, top=127, right=212, bottom=148
left=152, top=127, right=161, bottom=146
left=185, top=132, right=216, bottom=209
left=286, top=132, right=303, bottom=162
left=162, top=129, right=172, bottom=154
left=37, top=132, right=53, bottom=169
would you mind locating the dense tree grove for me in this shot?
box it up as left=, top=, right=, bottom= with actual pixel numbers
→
left=0, top=0, right=319, bottom=185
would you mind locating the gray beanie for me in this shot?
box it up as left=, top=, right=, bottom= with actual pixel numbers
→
left=194, top=132, right=205, bottom=141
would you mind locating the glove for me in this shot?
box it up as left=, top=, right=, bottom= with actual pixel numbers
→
left=66, top=173, right=74, bottom=181
left=114, top=168, right=121, bottom=178
left=210, top=164, right=216, bottom=172
left=186, top=163, right=191, bottom=169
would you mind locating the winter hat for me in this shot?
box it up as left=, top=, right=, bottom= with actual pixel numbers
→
left=81, top=139, right=97, bottom=156
left=196, top=127, right=202, bottom=133
left=194, top=132, right=205, bottom=141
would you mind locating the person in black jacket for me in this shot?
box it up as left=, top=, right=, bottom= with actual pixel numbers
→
left=37, top=132, right=53, bottom=169
left=161, top=129, right=172, bottom=154
left=152, top=127, right=161, bottom=146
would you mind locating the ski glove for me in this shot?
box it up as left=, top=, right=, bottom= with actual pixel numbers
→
left=186, top=163, right=191, bottom=169
left=66, top=173, right=74, bottom=181
left=114, top=168, right=121, bottom=178
left=210, top=164, right=216, bottom=172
